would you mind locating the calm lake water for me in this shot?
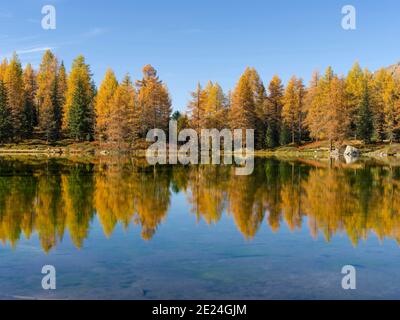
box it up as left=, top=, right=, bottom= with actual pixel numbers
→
left=0, top=156, right=400, bottom=300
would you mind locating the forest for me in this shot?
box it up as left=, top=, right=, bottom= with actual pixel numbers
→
left=0, top=49, right=399, bottom=150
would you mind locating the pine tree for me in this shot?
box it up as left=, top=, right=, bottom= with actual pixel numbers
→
left=41, top=94, right=58, bottom=141
left=0, top=80, right=12, bottom=142
left=22, top=63, right=37, bottom=138
left=282, top=77, right=297, bottom=144
left=4, top=53, right=24, bottom=139
left=107, top=74, right=136, bottom=148
left=56, top=61, right=67, bottom=134
left=64, top=55, right=95, bottom=140
left=305, top=68, right=331, bottom=141
left=305, top=67, right=349, bottom=148
left=136, top=65, right=171, bottom=137
left=265, top=125, right=275, bottom=148
left=68, top=77, right=91, bottom=140
left=36, top=50, right=61, bottom=141
left=282, top=77, right=306, bottom=145
left=372, top=69, right=388, bottom=141
left=282, top=77, right=295, bottom=144
left=345, top=62, right=365, bottom=138
left=265, top=75, right=284, bottom=147
left=304, top=71, right=320, bottom=139
left=381, top=72, right=400, bottom=143
left=296, top=78, right=307, bottom=143
left=188, top=82, right=206, bottom=133
left=229, top=68, right=257, bottom=133
left=279, top=124, right=291, bottom=146
left=356, top=81, right=374, bottom=143
left=0, top=59, right=8, bottom=82
left=177, top=113, right=190, bottom=133
left=171, top=111, right=189, bottom=133
left=95, top=68, right=118, bottom=142
left=171, top=111, right=181, bottom=121
left=247, top=68, right=267, bottom=149
left=328, top=75, right=349, bottom=146
left=203, top=81, right=226, bottom=129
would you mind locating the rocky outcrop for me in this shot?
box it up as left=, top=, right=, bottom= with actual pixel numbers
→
left=344, top=146, right=360, bottom=157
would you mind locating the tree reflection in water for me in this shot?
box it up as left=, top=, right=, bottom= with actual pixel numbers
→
left=0, top=156, right=400, bottom=252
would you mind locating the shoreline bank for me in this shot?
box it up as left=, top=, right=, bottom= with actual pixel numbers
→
left=0, top=141, right=400, bottom=159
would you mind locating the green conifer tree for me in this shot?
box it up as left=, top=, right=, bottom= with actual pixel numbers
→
left=0, top=80, right=13, bottom=143
left=357, top=82, right=374, bottom=143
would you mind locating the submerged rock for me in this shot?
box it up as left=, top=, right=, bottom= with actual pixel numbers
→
left=344, top=153, right=358, bottom=164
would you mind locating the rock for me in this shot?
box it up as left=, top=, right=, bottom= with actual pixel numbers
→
left=344, top=146, right=360, bottom=157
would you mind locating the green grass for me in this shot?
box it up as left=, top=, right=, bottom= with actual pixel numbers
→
left=365, top=143, right=400, bottom=156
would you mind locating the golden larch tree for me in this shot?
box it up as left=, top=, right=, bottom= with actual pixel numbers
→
left=282, top=76, right=306, bottom=144
left=229, top=68, right=257, bottom=132
left=4, top=53, right=24, bottom=138
left=95, top=68, right=118, bottom=142
left=22, top=63, right=37, bottom=137
left=107, top=74, right=137, bottom=148
left=187, top=82, right=206, bottom=133
left=136, top=64, right=172, bottom=137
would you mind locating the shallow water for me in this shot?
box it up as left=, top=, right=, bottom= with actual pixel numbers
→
left=0, top=156, right=400, bottom=299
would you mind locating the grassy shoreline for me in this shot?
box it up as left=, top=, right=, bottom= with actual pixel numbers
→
left=1, top=140, right=400, bottom=159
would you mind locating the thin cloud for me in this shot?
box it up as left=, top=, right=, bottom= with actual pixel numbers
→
left=0, top=47, right=55, bottom=60
left=16, top=47, right=55, bottom=55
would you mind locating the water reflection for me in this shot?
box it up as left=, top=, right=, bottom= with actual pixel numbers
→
left=1, top=156, right=400, bottom=252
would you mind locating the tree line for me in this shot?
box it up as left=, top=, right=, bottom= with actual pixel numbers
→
left=185, top=64, right=400, bottom=149
left=0, top=50, right=399, bottom=149
left=0, top=50, right=171, bottom=147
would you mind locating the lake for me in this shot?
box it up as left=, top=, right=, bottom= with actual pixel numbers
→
left=0, top=156, right=400, bottom=299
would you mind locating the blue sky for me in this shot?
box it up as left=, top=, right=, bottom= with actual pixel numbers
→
left=0, top=0, right=399, bottom=111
